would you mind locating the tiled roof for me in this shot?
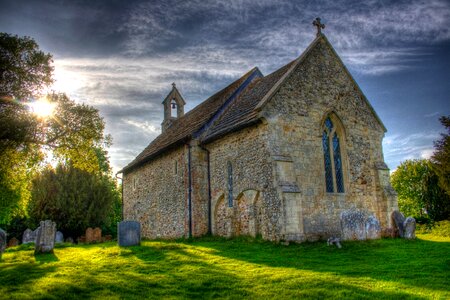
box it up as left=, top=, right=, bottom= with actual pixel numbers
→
left=200, top=59, right=297, bottom=143
left=121, top=67, right=261, bottom=173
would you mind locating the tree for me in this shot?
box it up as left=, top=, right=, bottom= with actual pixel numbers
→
left=29, top=164, right=121, bottom=238
left=0, top=32, right=53, bottom=100
left=432, top=115, right=450, bottom=197
left=0, top=33, right=111, bottom=224
left=391, top=159, right=450, bottom=222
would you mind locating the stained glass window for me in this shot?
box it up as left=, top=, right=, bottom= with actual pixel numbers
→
left=322, top=117, right=345, bottom=193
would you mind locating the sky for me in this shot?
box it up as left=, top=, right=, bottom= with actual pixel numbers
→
left=1, top=0, right=449, bottom=173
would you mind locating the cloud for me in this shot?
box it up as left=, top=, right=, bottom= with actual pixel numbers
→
left=383, top=132, right=439, bottom=169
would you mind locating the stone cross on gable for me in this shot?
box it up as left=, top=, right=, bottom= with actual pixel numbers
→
left=313, top=17, right=325, bottom=36
left=172, top=82, right=176, bottom=88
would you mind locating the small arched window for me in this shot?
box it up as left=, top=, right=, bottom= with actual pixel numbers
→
left=227, top=161, right=233, bottom=207
left=322, top=117, right=345, bottom=193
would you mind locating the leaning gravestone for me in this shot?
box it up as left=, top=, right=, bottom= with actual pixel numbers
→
left=0, top=228, right=6, bottom=258
left=118, top=221, right=140, bottom=247
left=403, top=217, right=416, bottom=239
left=35, top=220, right=57, bottom=254
left=391, top=210, right=406, bottom=238
left=23, top=228, right=37, bottom=244
left=55, top=231, right=64, bottom=243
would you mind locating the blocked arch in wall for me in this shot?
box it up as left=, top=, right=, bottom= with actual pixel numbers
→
left=213, top=189, right=263, bottom=238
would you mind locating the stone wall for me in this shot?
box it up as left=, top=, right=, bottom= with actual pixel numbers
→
left=123, top=146, right=188, bottom=239
left=261, top=37, right=396, bottom=241
left=206, top=124, right=282, bottom=241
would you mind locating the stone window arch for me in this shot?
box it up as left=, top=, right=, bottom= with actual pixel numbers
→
left=322, top=114, right=345, bottom=193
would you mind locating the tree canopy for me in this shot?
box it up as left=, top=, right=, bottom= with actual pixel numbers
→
left=0, top=33, right=113, bottom=224
left=431, top=116, right=450, bottom=197
left=29, top=164, right=121, bottom=238
left=0, top=32, right=53, bottom=100
left=391, top=159, right=450, bottom=222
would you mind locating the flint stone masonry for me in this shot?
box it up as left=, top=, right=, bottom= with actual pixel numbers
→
left=0, top=228, right=6, bottom=258
left=23, top=228, right=37, bottom=244
left=122, top=35, right=398, bottom=242
left=55, top=231, right=64, bottom=243
left=35, top=220, right=56, bottom=254
left=392, top=210, right=406, bottom=238
left=340, top=209, right=381, bottom=241
left=403, top=217, right=416, bottom=239
left=118, top=221, right=141, bottom=246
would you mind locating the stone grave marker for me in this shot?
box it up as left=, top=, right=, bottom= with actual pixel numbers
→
left=0, top=228, right=6, bottom=258
left=35, top=220, right=56, bottom=254
left=55, top=231, right=64, bottom=243
left=22, top=228, right=37, bottom=244
left=391, top=210, right=406, bottom=237
left=7, top=237, right=19, bottom=248
left=365, top=215, right=381, bottom=239
left=340, top=209, right=381, bottom=241
left=93, top=227, right=102, bottom=243
left=85, top=227, right=94, bottom=243
left=403, top=217, right=416, bottom=239
left=118, top=221, right=140, bottom=247
left=340, top=209, right=366, bottom=240
left=65, top=237, right=74, bottom=244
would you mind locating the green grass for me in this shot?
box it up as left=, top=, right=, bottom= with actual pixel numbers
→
left=1, top=235, right=449, bottom=299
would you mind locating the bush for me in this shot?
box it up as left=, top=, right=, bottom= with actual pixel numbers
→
left=416, top=220, right=450, bottom=237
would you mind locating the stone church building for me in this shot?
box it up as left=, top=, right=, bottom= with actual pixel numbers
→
left=119, top=28, right=398, bottom=242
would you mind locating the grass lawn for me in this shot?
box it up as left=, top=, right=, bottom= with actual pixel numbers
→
left=1, top=235, right=449, bottom=299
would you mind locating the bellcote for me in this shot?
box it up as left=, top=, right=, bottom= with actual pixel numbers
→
left=161, top=82, right=186, bottom=132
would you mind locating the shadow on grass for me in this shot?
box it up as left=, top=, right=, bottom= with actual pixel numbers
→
left=35, top=252, right=59, bottom=263
left=192, top=236, right=450, bottom=293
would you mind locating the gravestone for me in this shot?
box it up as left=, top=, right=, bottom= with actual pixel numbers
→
left=391, top=210, right=405, bottom=237
left=77, top=236, right=86, bottom=243
left=22, top=228, right=37, bottom=244
left=8, top=237, right=19, bottom=247
left=403, top=217, right=416, bottom=239
left=365, top=215, right=381, bottom=240
left=35, top=220, right=56, bottom=254
left=340, top=209, right=366, bottom=240
left=103, top=235, right=112, bottom=242
left=93, top=227, right=102, bottom=243
left=0, top=228, right=6, bottom=258
left=85, top=228, right=94, bottom=243
left=118, top=221, right=140, bottom=247
left=340, top=209, right=382, bottom=241
left=65, top=237, right=74, bottom=244
left=55, top=231, right=64, bottom=243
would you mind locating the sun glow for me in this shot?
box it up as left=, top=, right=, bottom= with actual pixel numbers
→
left=29, top=98, right=56, bottom=118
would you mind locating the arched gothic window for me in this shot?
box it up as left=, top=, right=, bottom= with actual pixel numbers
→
left=322, top=117, right=345, bottom=193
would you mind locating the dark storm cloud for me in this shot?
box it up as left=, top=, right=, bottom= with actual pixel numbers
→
left=1, top=0, right=449, bottom=172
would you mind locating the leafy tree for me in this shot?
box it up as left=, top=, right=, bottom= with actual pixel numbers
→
left=0, top=33, right=111, bottom=224
left=0, top=32, right=53, bottom=100
left=29, top=164, right=121, bottom=238
left=432, top=115, right=450, bottom=197
left=391, top=159, right=450, bottom=222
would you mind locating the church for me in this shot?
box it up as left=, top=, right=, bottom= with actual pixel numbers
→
left=119, top=20, right=398, bottom=242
